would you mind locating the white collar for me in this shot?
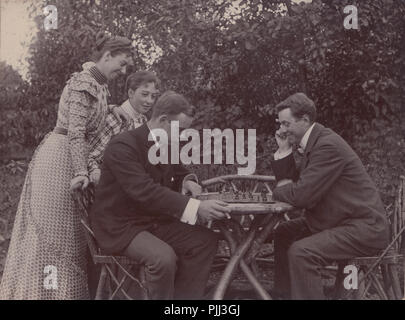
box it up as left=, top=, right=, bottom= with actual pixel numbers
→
left=120, top=100, right=147, bottom=123
left=147, top=123, right=161, bottom=148
left=299, top=123, right=316, bottom=151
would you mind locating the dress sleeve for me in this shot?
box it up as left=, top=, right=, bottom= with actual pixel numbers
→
left=67, top=89, right=95, bottom=177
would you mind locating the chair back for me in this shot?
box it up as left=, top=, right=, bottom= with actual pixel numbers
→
left=392, top=176, right=405, bottom=254
left=201, top=174, right=276, bottom=194
left=72, top=186, right=101, bottom=264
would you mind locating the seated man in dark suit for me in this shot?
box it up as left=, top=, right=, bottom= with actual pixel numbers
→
left=90, top=91, right=231, bottom=299
left=271, top=92, right=390, bottom=300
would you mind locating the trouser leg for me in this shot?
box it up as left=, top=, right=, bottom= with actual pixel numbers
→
left=273, top=217, right=311, bottom=298
left=124, top=222, right=219, bottom=300
left=151, top=221, right=219, bottom=300
left=124, top=231, right=177, bottom=300
left=288, top=225, right=381, bottom=300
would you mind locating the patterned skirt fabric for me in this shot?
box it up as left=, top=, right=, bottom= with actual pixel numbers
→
left=0, top=133, right=89, bottom=300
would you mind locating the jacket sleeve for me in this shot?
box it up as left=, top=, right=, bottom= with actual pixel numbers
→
left=103, top=139, right=190, bottom=218
left=271, top=153, right=300, bottom=182
left=172, top=164, right=192, bottom=192
left=273, top=143, right=345, bottom=209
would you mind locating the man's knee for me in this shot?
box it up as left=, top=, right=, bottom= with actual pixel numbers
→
left=192, top=227, right=220, bottom=251
left=287, top=239, right=325, bottom=267
left=203, top=229, right=220, bottom=255
left=147, top=245, right=178, bottom=274
left=287, top=241, right=308, bottom=263
left=274, top=225, right=285, bottom=243
left=274, top=222, right=294, bottom=246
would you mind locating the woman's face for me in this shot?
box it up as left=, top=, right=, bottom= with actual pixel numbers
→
left=128, top=82, right=159, bottom=115
left=103, top=52, right=129, bottom=80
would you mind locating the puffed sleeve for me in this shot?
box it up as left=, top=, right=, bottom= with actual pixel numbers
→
left=66, top=73, right=99, bottom=177
left=67, top=89, right=95, bottom=176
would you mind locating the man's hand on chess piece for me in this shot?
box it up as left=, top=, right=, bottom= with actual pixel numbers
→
left=183, top=180, right=202, bottom=197
left=197, top=200, right=231, bottom=224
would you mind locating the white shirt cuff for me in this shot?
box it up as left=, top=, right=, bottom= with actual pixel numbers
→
left=274, top=148, right=292, bottom=160
left=180, top=198, right=200, bottom=225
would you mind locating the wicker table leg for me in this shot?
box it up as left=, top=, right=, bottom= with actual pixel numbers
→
left=212, top=230, right=257, bottom=299
left=212, top=217, right=272, bottom=300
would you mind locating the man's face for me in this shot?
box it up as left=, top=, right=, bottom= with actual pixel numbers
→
left=277, top=108, right=308, bottom=145
left=128, top=82, right=159, bottom=115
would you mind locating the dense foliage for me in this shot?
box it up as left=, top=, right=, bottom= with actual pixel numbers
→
left=1, top=0, right=404, bottom=202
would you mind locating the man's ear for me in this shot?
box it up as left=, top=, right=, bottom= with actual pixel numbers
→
left=157, top=114, right=169, bottom=125
left=128, top=88, right=135, bottom=98
left=302, top=114, right=311, bottom=124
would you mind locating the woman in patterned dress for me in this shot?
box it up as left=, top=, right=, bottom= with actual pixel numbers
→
left=0, top=33, right=133, bottom=300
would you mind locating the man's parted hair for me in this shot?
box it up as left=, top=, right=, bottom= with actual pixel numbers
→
left=151, top=91, right=195, bottom=119
left=126, top=71, right=160, bottom=94
left=275, top=92, right=317, bottom=123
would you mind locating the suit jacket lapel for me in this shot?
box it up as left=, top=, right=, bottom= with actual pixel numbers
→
left=299, top=123, right=324, bottom=171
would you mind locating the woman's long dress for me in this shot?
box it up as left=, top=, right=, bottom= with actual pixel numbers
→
left=0, top=67, right=110, bottom=299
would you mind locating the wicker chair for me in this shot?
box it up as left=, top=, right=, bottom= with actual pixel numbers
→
left=73, top=187, right=148, bottom=300
left=333, top=175, right=405, bottom=300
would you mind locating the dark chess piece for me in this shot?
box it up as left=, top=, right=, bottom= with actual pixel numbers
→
left=261, top=188, right=267, bottom=202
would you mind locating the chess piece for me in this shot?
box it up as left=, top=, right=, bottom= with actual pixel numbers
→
left=261, top=188, right=267, bottom=202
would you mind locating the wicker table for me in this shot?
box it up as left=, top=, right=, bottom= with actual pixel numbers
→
left=199, top=175, right=294, bottom=300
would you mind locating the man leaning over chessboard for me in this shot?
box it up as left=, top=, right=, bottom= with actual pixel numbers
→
left=270, top=92, right=390, bottom=300
left=90, top=91, right=231, bottom=300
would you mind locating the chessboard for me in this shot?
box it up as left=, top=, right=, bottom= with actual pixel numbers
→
left=196, top=190, right=274, bottom=203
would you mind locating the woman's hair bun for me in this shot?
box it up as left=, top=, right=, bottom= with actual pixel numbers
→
left=95, top=31, right=110, bottom=50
